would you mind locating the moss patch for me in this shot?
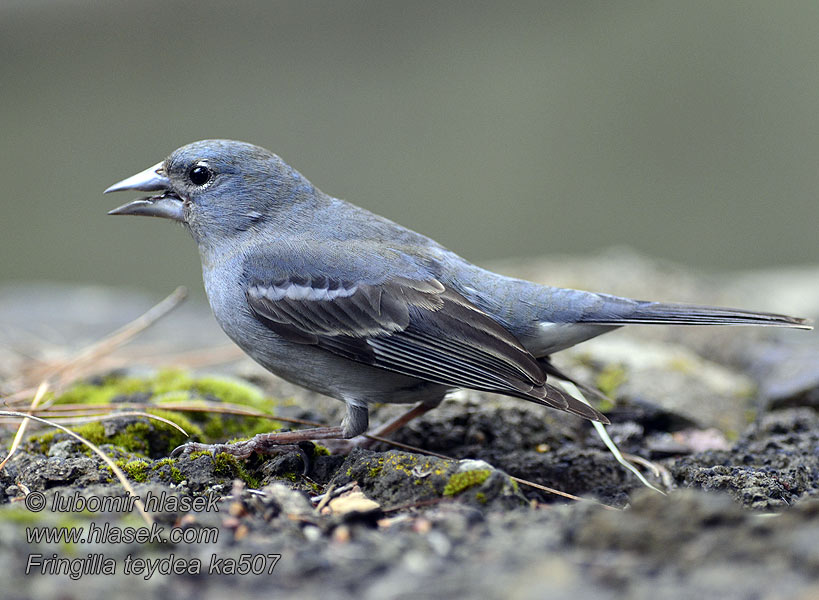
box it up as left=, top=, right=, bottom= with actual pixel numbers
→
left=152, top=458, right=184, bottom=484
left=118, top=459, right=150, bottom=482
left=312, top=444, right=331, bottom=457
left=28, top=420, right=182, bottom=457
left=595, top=364, right=627, bottom=403
left=211, top=452, right=261, bottom=489
left=26, top=369, right=282, bottom=457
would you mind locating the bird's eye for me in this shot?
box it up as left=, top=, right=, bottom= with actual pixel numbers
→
left=188, top=164, right=212, bottom=186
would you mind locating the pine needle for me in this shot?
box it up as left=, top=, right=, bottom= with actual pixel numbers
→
left=558, top=380, right=666, bottom=495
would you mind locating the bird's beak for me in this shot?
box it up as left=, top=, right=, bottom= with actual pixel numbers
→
left=105, top=161, right=185, bottom=222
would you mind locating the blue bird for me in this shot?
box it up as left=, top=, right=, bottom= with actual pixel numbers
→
left=106, top=140, right=810, bottom=457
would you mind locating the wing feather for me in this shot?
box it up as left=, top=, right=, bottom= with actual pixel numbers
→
left=246, top=274, right=607, bottom=422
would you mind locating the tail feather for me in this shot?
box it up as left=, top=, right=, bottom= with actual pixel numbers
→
left=580, top=300, right=812, bottom=329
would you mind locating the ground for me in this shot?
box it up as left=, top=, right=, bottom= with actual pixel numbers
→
left=1, top=251, right=817, bottom=600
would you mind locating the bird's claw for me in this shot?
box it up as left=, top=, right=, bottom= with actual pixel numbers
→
left=317, top=435, right=374, bottom=454
left=170, top=441, right=248, bottom=459
left=170, top=437, right=314, bottom=474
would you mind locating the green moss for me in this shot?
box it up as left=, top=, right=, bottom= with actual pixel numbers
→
left=595, top=364, right=627, bottom=402
left=312, top=444, right=331, bottom=457
left=668, top=357, right=694, bottom=374
left=191, top=376, right=266, bottom=407
left=28, top=417, right=185, bottom=458
left=573, top=352, right=596, bottom=368
left=27, top=430, right=64, bottom=455
left=0, top=506, right=48, bottom=525
left=118, top=459, right=150, bottom=482
left=27, top=369, right=284, bottom=456
left=152, top=458, right=184, bottom=484
left=475, top=492, right=487, bottom=504
left=443, top=469, right=491, bottom=496
left=28, top=422, right=105, bottom=455
left=145, top=409, right=201, bottom=447
left=211, top=451, right=237, bottom=475
left=211, top=452, right=261, bottom=489
left=110, top=422, right=152, bottom=454
left=51, top=378, right=147, bottom=406
left=165, top=374, right=282, bottom=442
left=225, top=436, right=251, bottom=445
left=202, top=412, right=279, bottom=441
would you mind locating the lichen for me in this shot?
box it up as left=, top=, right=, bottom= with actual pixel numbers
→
left=367, top=456, right=385, bottom=478
left=383, top=452, right=419, bottom=476
left=443, top=469, right=492, bottom=496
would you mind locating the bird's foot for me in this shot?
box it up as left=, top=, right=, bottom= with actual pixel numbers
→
left=315, top=435, right=375, bottom=455
left=310, top=402, right=441, bottom=454
left=170, top=425, right=348, bottom=462
left=168, top=403, right=435, bottom=463
left=171, top=438, right=319, bottom=475
left=170, top=439, right=309, bottom=460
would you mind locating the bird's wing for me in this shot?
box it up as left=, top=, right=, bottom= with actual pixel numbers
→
left=245, top=274, right=606, bottom=422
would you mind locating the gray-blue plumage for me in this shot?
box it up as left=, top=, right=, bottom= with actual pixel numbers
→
left=105, top=139, right=809, bottom=442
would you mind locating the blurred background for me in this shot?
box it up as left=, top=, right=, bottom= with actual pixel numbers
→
left=2, top=0, right=818, bottom=299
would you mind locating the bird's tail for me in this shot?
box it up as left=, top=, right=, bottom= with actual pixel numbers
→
left=579, top=299, right=812, bottom=329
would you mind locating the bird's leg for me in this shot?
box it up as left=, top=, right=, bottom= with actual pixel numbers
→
left=321, top=400, right=439, bottom=454
left=170, top=426, right=347, bottom=460
left=170, top=400, right=438, bottom=460
left=169, top=403, right=368, bottom=459
left=365, top=401, right=438, bottom=441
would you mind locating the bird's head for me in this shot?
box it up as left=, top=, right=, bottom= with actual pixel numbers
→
left=105, top=139, right=316, bottom=245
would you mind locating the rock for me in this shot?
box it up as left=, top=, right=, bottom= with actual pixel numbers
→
left=671, top=408, right=819, bottom=509
left=330, top=448, right=527, bottom=510
left=260, top=482, right=315, bottom=517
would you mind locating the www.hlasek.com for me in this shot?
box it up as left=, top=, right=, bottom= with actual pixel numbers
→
left=22, top=490, right=281, bottom=579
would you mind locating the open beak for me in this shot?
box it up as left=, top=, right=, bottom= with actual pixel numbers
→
left=105, top=161, right=185, bottom=222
